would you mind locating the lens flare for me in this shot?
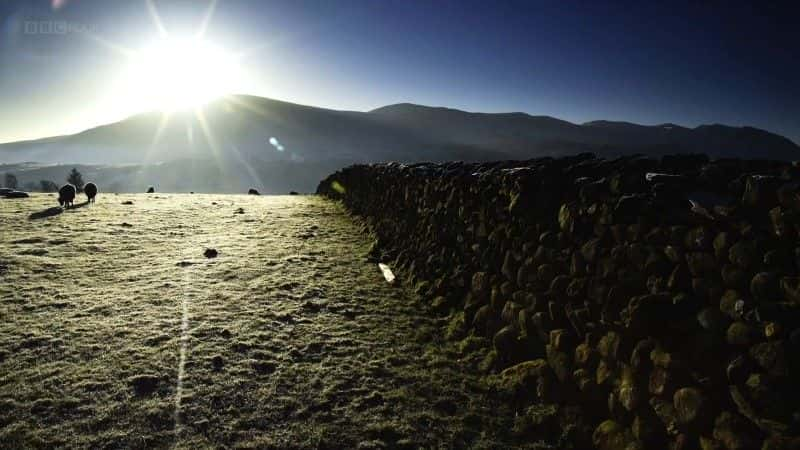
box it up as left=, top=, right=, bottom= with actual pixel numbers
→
left=269, top=136, right=285, bottom=152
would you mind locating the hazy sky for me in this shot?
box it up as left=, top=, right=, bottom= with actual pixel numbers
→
left=0, top=0, right=798, bottom=144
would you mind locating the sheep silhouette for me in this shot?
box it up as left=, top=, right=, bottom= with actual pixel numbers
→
left=58, top=184, right=76, bottom=208
left=84, top=182, right=98, bottom=203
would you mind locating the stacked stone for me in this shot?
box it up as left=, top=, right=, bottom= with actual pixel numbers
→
left=318, top=154, right=800, bottom=449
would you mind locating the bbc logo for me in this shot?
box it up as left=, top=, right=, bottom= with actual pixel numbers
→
left=23, top=21, right=95, bottom=35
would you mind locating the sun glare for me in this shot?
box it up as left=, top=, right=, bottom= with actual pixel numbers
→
left=123, top=37, right=241, bottom=111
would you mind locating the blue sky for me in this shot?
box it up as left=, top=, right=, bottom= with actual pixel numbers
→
left=0, top=0, right=798, bottom=144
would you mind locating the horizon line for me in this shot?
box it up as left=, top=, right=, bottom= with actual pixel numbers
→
left=0, top=92, right=797, bottom=146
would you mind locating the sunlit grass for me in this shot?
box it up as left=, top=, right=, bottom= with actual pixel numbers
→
left=0, top=194, right=533, bottom=448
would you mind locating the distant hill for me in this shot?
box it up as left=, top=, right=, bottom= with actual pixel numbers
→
left=367, top=103, right=799, bottom=160
left=0, top=95, right=797, bottom=192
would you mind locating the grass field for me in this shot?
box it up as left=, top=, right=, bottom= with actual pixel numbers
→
left=0, top=193, right=538, bottom=449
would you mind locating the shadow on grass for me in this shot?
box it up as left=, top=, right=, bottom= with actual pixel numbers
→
left=66, top=201, right=90, bottom=211
left=28, top=202, right=90, bottom=220
left=29, top=207, right=63, bottom=220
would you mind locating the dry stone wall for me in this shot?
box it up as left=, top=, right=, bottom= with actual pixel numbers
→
left=318, top=154, right=800, bottom=449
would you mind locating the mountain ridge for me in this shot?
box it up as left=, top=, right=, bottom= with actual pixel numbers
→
left=0, top=94, right=797, bottom=192
left=2, top=94, right=796, bottom=159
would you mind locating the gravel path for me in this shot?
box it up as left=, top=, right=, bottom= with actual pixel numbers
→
left=0, top=194, right=538, bottom=449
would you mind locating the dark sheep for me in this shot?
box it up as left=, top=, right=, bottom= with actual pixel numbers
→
left=147, top=186, right=155, bottom=193
left=248, top=188, right=260, bottom=195
left=84, top=182, right=98, bottom=203
left=58, top=184, right=76, bottom=208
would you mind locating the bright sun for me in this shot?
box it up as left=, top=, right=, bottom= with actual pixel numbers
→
left=123, top=37, right=241, bottom=111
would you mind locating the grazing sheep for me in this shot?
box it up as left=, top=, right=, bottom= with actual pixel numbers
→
left=84, top=182, right=98, bottom=203
left=147, top=186, right=155, bottom=193
left=58, top=184, right=76, bottom=208
left=248, top=188, right=260, bottom=195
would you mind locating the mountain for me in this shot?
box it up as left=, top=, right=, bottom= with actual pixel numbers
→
left=0, top=97, right=424, bottom=165
left=367, top=104, right=799, bottom=160
left=0, top=95, right=797, bottom=192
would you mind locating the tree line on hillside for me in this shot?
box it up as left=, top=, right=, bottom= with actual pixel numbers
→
left=2, top=168, right=85, bottom=193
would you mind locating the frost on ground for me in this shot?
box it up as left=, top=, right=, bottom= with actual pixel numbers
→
left=0, top=194, right=540, bottom=449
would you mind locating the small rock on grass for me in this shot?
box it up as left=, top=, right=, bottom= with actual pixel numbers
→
left=251, top=360, right=276, bottom=374
left=302, top=300, right=326, bottom=312
left=129, top=374, right=161, bottom=396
